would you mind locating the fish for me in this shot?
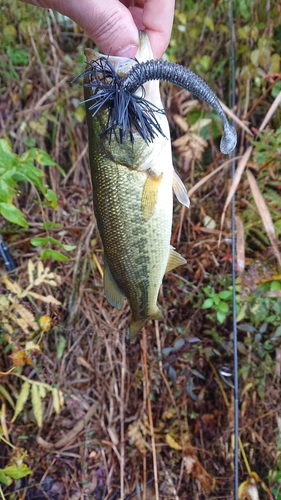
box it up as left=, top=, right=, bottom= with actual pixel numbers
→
left=83, top=32, right=190, bottom=340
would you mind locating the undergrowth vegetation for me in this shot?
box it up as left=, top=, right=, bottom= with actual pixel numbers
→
left=0, top=0, right=280, bottom=499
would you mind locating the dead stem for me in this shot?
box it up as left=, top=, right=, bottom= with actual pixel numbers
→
left=120, top=331, right=126, bottom=500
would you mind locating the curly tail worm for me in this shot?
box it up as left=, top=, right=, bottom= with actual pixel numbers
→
left=121, top=59, right=237, bottom=154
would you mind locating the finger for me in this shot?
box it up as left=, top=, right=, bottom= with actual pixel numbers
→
left=130, top=0, right=175, bottom=58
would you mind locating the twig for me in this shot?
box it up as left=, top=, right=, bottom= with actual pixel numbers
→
left=120, top=331, right=126, bottom=500
left=37, top=401, right=99, bottom=449
left=141, top=328, right=159, bottom=500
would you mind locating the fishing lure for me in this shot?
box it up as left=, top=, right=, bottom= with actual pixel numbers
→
left=76, top=54, right=237, bottom=153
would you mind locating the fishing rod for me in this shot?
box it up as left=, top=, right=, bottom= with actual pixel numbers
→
left=0, top=233, right=16, bottom=273
left=229, top=0, right=239, bottom=496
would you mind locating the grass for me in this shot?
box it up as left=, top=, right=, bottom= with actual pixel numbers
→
left=0, top=0, right=280, bottom=498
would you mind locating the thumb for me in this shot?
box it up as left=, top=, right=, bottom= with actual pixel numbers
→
left=53, top=0, right=139, bottom=57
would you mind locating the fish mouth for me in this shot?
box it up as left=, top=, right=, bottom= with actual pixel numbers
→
left=75, top=31, right=237, bottom=153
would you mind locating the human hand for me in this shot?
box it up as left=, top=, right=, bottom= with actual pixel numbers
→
left=20, top=0, right=175, bottom=58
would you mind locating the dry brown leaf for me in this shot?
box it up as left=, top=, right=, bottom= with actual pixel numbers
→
left=220, top=100, right=253, bottom=137
left=235, top=215, right=245, bottom=273
left=173, top=113, right=189, bottom=132
left=259, top=90, right=281, bottom=132
left=127, top=419, right=148, bottom=454
left=107, top=426, right=119, bottom=446
left=247, top=169, right=281, bottom=266
left=9, top=350, right=33, bottom=367
left=188, top=156, right=241, bottom=199
left=183, top=450, right=214, bottom=491
left=220, top=146, right=253, bottom=242
left=172, top=133, right=190, bottom=148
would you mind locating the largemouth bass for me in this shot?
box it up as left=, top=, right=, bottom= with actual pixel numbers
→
left=84, top=33, right=189, bottom=340
left=81, top=32, right=236, bottom=340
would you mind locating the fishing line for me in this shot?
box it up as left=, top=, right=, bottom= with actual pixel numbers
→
left=229, top=0, right=239, bottom=498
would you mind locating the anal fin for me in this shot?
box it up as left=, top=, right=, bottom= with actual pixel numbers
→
left=165, top=246, right=186, bottom=274
left=104, top=257, right=124, bottom=310
left=173, top=170, right=190, bottom=208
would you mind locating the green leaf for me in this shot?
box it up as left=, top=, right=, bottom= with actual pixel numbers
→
left=56, top=335, right=67, bottom=359
left=11, top=381, right=30, bottom=422
left=203, top=286, right=215, bottom=297
left=0, top=470, right=13, bottom=485
left=0, top=139, right=13, bottom=155
left=31, top=236, right=75, bottom=252
left=213, top=295, right=220, bottom=306
left=2, top=463, right=31, bottom=479
left=42, top=222, right=61, bottom=230
left=217, top=311, right=227, bottom=324
left=202, top=298, right=213, bottom=309
left=21, top=148, right=57, bottom=166
left=0, top=385, right=15, bottom=409
left=218, top=301, right=229, bottom=313
left=270, top=280, right=281, bottom=291
left=45, top=189, right=58, bottom=209
left=0, top=203, right=28, bottom=227
left=40, top=249, right=70, bottom=261
left=31, top=383, right=43, bottom=427
left=0, top=179, right=14, bottom=203
left=61, top=244, right=76, bottom=251
left=218, top=290, right=233, bottom=300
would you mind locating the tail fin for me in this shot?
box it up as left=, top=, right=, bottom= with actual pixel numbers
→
left=129, top=307, right=163, bottom=342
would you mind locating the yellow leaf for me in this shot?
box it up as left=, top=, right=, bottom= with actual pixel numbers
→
left=38, top=384, right=46, bottom=399
left=11, top=381, right=30, bottom=422
left=165, top=433, right=182, bottom=450
left=27, top=292, right=61, bottom=305
left=1, top=402, right=9, bottom=442
left=13, top=303, right=39, bottom=331
left=0, top=296, right=10, bottom=309
left=59, top=390, right=64, bottom=408
left=31, top=383, right=43, bottom=427
left=25, top=341, right=41, bottom=353
left=9, top=350, right=32, bottom=367
left=52, top=388, right=60, bottom=414
left=238, top=477, right=260, bottom=500
left=28, top=259, right=35, bottom=285
left=39, top=315, right=52, bottom=332
left=1, top=276, right=22, bottom=295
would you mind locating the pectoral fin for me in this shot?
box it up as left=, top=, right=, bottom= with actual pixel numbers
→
left=173, top=170, right=190, bottom=208
left=165, top=246, right=186, bottom=274
left=141, top=173, right=163, bottom=221
left=104, top=257, right=124, bottom=310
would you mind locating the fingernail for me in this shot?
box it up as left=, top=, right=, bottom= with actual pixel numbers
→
left=116, top=45, right=138, bottom=58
